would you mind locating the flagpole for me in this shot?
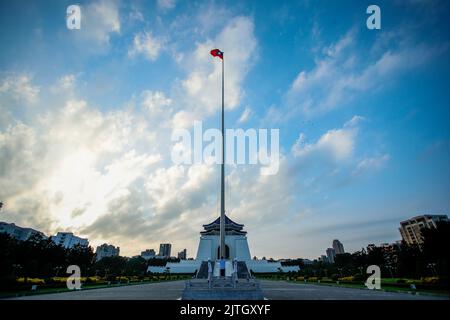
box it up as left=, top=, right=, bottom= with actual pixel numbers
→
left=220, top=52, right=226, bottom=260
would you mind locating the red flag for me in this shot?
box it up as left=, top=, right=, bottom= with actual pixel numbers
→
left=210, top=49, right=223, bottom=60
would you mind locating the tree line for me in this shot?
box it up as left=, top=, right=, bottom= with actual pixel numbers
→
left=0, top=232, right=179, bottom=289
left=285, top=221, right=450, bottom=282
left=1, top=221, right=448, bottom=289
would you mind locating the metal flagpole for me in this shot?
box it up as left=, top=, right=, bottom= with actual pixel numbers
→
left=220, top=52, right=225, bottom=260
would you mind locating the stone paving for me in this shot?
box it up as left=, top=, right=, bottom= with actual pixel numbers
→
left=5, top=280, right=448, bottom=300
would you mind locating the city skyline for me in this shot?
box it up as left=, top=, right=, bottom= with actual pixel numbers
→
left=3, top=214, right=448, bottom=260
left=0, top=0, right=449, bottom=259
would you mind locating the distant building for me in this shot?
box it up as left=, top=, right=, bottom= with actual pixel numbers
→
left=319, top=255, right=329, bottom=263
left=302, top=259, right=314, bottom=265
left=141, top=249, right=156, bottom=260
left=51, top=232, right=88, bottom=249
left=0, top=221, right=46, bottom=241
left=95, top=243, right=120, bottom=261
left=332, top=239, right=345, bottom=255
left=326, top=248, right=336, bottom=263
left=399, top=214, right=448, bottom=246
left=178, top=249, right=187, bottom=260
left=159, top=243, right=171, bottom=258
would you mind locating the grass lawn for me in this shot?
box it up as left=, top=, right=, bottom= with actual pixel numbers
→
left=257, top=277, right=450, bottom=298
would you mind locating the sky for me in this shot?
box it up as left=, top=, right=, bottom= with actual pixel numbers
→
left=0, top=0, right=449, bottom=260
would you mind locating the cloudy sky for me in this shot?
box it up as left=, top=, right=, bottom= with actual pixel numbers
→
left=0, top=0, right=449, bottom=259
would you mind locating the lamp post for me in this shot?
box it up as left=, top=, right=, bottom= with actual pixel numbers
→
left=358, top=266, right=363, bottom=275
left=54, top=266, right=62, bottom=277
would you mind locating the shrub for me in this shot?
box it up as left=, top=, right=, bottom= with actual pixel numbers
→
left=47, top=277, right=67, bottom=283
left=421, top=277, right=440, bottom=285
left=117, top=276, right=129, bottom=282
left=16, top=277, right=45, bottom=285
left=338, top=276, right=355, bottom=282
left=405, top=279, right=423, bottom=286
left=84, top=276, right=103, bottom=284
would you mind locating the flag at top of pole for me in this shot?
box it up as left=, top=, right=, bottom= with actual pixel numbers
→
left=210, top=48, right=224, bottom=59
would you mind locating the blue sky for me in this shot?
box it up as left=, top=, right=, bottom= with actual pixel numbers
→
left=0, top=0, right=449, bottom=259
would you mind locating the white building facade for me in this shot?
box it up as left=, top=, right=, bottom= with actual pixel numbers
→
left=141, top=249, right=156, bottom=260
left=332, top=239, right=345, bottom=255
left=148, top=215, right=299, bottom=274
left=95, top=243, right=120, bottom=261
left=0, top=222, right=46, bottom=241
left=51, top=232, right=89, bottom=249
left=399, top=214, right=448, bottom=246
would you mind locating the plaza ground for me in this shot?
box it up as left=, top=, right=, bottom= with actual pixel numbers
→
left=4, top=280, right=449, bottom=300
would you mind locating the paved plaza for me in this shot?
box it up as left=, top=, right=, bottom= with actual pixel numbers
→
left=5, top=280, right=448, bottom=300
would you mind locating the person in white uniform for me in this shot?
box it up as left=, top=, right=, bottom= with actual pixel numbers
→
left=207, top=258, right=213, bottom=288
left=232, top=258, right=238, bottom=287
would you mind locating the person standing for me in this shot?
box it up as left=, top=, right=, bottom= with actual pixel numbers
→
left=232, top=258, right=238, bottom=287
left=207, top=258, right=213, bottom=288
left=219, top=256, right=226, bottom=277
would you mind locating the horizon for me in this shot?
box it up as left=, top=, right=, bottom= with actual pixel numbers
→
left=1, top=0, right=449, bottom=261
left=0, top=215, right=407, bottom=260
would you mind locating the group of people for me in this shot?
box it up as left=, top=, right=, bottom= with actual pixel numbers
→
left=207, top=256, right=238, bottom=288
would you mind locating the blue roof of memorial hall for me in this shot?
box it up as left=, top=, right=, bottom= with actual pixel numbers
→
left=201, top=214, right=246, bottom=236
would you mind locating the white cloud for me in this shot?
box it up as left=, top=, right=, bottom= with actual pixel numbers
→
left=238, top=107, right=252, bottom=123
left=171, top=110, right=200, bottom=129
left=171, top=16, right=257, bottom=127
left=157, top=0, right=176, bottom=10
left=352, top=154, right=390, bottom=176
left=50, top=74, right=76, bottom=95
left=0, top=95, right=161, bottom=234
left=73, top=0, right=121, bottom=53
left=128, top=31, right=164, bottom=61
left=344, top=115, right=365, bottom=128
left=57, top=74, right=76, bottom=90
left=0, top=74, right=39, bottom=104
left=128, top=8, right=144, bottom=22
left=0, top=69, right=296, bottom=257
left=292, top=116, right=361, bottom=162
left=141, top=90, right=172, bottom=111
left=285, top=29, right=443, bottom=118
left=0, top=73, right=389, bottom=258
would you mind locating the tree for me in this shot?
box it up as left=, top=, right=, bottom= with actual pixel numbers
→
left=397, top=241, right=422, bottom=278
left=125, top=256, right=147, bottom=276
left=421, top=221, right=450, bottom=278
left=367, top=246, right=384, bottom=267
left=94, top=256, right=127, bottom=276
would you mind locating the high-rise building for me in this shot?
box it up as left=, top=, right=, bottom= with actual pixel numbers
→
left=51, top=232, right=89, bottom=249
left=95, top=243, right=120, bottom=261
left=326, top=248, right=336, bottom=263
left=399, top=214, right=448, bottom=246
left=332, top=239, right=345, bottom=255
left=0, top=221, right=46, bottom=241
left=141, top=249, right=156, bottom=260
left=159, top=243, right=172, bottom=258
left=178, top=249, right=187, bottom=260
